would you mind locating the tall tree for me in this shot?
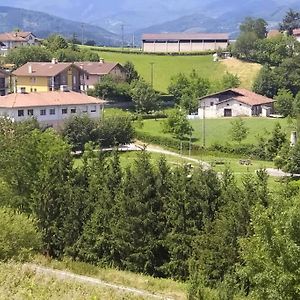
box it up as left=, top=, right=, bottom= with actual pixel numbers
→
left=123, top=61, right=140, bottom=84
left=240, top=17, right=268, bottom=39
left=279, top=9, right=300, bottom=35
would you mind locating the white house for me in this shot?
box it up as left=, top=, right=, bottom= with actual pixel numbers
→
left=293, top=28, right=300, bottom=42
left=0, top=90, right=106, bottom=128
left=198, top=88, right=275, bottom=119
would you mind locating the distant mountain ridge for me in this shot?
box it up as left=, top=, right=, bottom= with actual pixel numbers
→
left=0, top=6, right=120, bottom=45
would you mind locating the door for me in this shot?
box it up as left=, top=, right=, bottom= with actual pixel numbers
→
left=224, top=108, right=232, bottom=117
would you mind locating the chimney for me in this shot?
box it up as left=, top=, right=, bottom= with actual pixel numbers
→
left=28, top=64, right=32, bottom=74
left=52, top=58, right=58, bottom=64
left=99, top=58, right=104, bottom=64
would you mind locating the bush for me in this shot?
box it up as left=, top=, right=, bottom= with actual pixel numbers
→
left=0, top=207, right=41, bottom=261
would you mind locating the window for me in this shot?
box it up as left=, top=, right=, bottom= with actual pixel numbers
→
left=30, top=77, right=36, bottom=83
left=18, top=110, right=24, bottom=117
left=27, top=109, right=34, bottom=116
left=70, top=108, right=76, bottom=114
left=34, top=88, right=37, bottom=92
left=62, top=108, right=68, bottom=114
left=82, top=106, right=88, bottom=113
left=40, top=109, right=46, bottom=116
left=210, top=101, right=214, bottom=106
left=90, top=105, right=96, bottom=113
left=50, top=108, right=55, bottom=115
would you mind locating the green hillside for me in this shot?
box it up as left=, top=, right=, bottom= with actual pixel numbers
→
left=84, top=47, right=261, bottom=92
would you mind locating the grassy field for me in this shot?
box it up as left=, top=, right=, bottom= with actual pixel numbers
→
left=220, top=58, right=262, bottom=90
left=0, top=262, right=155, bottom=300
left=136, top=117, right=291, bottom=147
left=83, top=46, right=261, bottom=93
left=33, top=256, right=187, bottom=300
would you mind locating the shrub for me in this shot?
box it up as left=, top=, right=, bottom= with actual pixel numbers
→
left=0, top=207, right=41, bottom=261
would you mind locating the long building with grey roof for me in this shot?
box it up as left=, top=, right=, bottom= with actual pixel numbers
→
left=142, top=32, right=229, bottom=53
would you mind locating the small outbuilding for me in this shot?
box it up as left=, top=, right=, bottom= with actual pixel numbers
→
left=198, top=88, right=275, bottom=119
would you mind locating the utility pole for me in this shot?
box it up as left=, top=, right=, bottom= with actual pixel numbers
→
left=202, top=104, right=206, bottom=147
left=121, top=24, right=124, bottom=50
left=81, top=23, right=84, bottom=45
left=132, top=33, right=135, bottom=48
left=150, top=62, right=154, bottom=87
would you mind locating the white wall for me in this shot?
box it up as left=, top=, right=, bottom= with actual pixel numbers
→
left=0, top=103, right=102, bottom=128
left=198, top=99, right=252, bottom=119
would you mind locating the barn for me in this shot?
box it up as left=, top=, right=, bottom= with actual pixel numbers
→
left=198, top=88, right=275, bottom=119
left=142, top=33, right=229, bottom=53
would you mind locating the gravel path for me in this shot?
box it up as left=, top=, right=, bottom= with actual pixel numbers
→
left=24, top=264, right=175, bottom=300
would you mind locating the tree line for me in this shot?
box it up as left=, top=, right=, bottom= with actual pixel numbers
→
left=1, top=118, right=300, bottom=298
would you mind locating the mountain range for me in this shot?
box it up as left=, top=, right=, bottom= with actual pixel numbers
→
left=1, top=1, right=300, bottom=46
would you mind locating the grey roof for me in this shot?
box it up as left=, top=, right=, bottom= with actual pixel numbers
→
left=142, top=32, right=229, bottom=41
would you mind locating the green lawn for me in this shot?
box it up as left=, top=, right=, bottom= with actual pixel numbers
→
left=136, top=117, right=292, bottom=146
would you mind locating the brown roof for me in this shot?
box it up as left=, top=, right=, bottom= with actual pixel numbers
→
left=267, top=29, right=281, bottom=38
left=200, top=88, right=274, bottom=106
left=293, top=28, right=300, bottom=36
left=0, top=91, right=105, bottom=108
left=142, top=32, right=229, bottom=41
left=0, top=32, right=26, bottom=42
left=74, top=61, right=123, bottom=75
left=13, top=62, right=75, bottom=77
left=17, top=32, right=35, bottom=38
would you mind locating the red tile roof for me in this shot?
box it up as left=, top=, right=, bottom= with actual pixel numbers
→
left=74, top=61, right=122, bottom=75
left=13, top=62, right=75, bottom=77
left=267, top=29, right=281, bottom=38
left=200, top=88, right=274, bottom=106
left=293, top=28, right=300, bottom=36
left=142, top=32, right=229, bottom=41
left=0, top=91, right=105, bottom=108
left=0, top=32, right=26, bottom=42
left=231, top=88, right=274, bottom=106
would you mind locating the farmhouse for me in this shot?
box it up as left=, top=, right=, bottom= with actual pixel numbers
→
left=142, top=32, right=229, bottom=53
left=293, top=28, right=300, bottom=42
left=13, top=60, right=85, bottom=93
left=0, top=90, right=105, bottom=128
left=74, top=59, right=126, bottom=90
left=198, top=88, right=275, bottom=119
left=0, top=31, right=39, bottom=54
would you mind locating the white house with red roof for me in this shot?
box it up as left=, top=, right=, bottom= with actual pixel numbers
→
left=293, top=29, right=300, bottom=42
left=198, top=88, right=275, bottom=118
left=0, top=90, right=105, bottom=128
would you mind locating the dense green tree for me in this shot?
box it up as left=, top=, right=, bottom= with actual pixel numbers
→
left=279, top=9, right=300, bottom=35
left=163, top=107, right=193, bottom=140
left=97, top=111, right=135, bottom=147
left=233, top=31, right=258, bottom=60
left=240, top=191, right=300, bottom=299
left=31, top=129, right=73, bottom=257
left=91, top=75, right=131, bottom=102
left=62, top=115, right=97, bottom=151
left=5, top=46, right=51, bottom=67
left=168, top=70, right=210, bottom=113
left=293, top=92, right=300, bottom=116
left=266, top=122, right=286, bottom=159
left=240, top=17, right=268, bottom=39
left=54, top=48, right=83, bottom=62
left=131, top=79, right=160, bottom=113
left=43, top=34, right=68, bottom=52
left=275, top=89, right=294, bottom=117
left=82, top=50, right=99, bottom=61
left=123, top=61, right=140, bottom=84
left=0, top=207, right=41, bottom=261
left=221, top=72, right=241, bottom=89
left=252, top=65, right=279, bottom=98
left=229, top=118, right=249, bottom=144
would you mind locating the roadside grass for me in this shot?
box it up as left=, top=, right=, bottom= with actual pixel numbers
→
left=0, top=262, right=149, bottom=300
left=136, top=117, right=291, bottom=146
left=33, top=256, right=187, bottom=300
left=220, top=58, right=262, bottom=90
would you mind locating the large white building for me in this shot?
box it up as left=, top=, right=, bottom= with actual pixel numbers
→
left=198, top=88, right=275, bottom=119
left=0, top=90, right=105, bottom=128
left=142, top=32, right=229, bottom=53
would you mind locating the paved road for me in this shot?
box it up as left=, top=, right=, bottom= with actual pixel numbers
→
left=24, top=264, right=175, bottom=300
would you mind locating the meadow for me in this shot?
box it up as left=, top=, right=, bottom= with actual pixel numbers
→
left=83, top=46, right=261, bottom=92
left=136, top=117, right=291, bottom=147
